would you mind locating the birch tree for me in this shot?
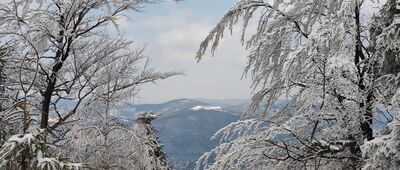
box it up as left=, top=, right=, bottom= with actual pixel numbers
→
left=196, top=0, right=400, bottom=169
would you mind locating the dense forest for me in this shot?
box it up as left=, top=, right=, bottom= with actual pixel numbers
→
left=0, top=0, right=399, bottom=170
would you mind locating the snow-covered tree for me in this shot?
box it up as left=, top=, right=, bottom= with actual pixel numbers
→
left=69, top=110, right=170, bottom=170
left=64, top=52, right=172, bottom=169
left=0, top=0, right=178, bottom=169
left=196, top=0, right=400, bottom=169
left=359, top=0, right=400, bottom=169
left=0, top=45, right=16, bottom=147
left=0, top=47, right=5, bottom=99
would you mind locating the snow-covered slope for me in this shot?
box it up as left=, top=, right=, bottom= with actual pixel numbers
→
left=191, top=105, right=222, bottom=111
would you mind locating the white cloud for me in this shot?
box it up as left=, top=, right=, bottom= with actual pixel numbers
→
left=115, top=16, right=134, bottom=31
left=138, top=10, right=212, bottom=63
left=136, top=9, right=251, bottom=66
left=156, top=22, right=211, bottom=62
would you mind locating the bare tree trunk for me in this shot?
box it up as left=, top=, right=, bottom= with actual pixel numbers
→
left=354, top=2, right=374, bottom=142
left=41, top=47, right=71, bottom=129
left=40, top=18, right=66, bottom=129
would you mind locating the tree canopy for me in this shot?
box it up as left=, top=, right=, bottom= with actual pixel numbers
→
left=196, top=0, right=400, bottom=169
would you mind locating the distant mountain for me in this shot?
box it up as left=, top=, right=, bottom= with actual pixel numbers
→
left=115, top=98, right=391, bottom=170
left=194, top=98, right=250, bottom=114
left=119, top=98, right=243, bottom=169
left=194, top=98, right=250, bottom=106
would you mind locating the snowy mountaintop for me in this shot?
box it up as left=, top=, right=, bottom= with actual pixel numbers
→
left=191, top=105, right=223, bottom=111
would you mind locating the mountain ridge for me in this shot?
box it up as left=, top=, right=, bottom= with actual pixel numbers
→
left=119, top=98, right=247, bottom=169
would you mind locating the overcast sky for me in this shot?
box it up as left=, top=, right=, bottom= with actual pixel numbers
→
left=0, top=0, right=384, bottom=104
left=119, top=0, right=253, bottom=104
left=3, top=0, right=381, bottom=104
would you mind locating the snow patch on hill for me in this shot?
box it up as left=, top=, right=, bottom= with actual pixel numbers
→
left=191, top=105, right=222, bottom=111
